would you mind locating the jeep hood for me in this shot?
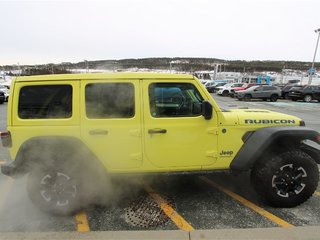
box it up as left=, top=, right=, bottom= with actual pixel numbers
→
left=222, top=109, right=301, bottom=126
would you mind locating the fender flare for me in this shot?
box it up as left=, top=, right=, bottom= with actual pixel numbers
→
left=1, top=136, right=105, bottom=178
left=230, top=126, right=320, bottom=171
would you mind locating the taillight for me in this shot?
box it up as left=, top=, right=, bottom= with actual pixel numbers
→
left=316, top=134, right=320, bottom=144
left=299, top=120, right=306, bottom=126
left=0, top=131, right=12, bottom=147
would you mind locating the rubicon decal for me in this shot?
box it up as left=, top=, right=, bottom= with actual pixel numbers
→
left=245, top=119, right=296, bottom=124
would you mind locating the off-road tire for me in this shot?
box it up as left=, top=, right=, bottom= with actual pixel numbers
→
left=27, top=166, right=83, bottom=215
left=243, top=94, right=252, bottom=101
left=303, top=95, right=312, bottom=103
left=270, top=94, right=278, bottom=102
left=0, top=100, right=4, bottom=104
left=251, top=150, right=319, bottom=208
left=26, top=144, right=111, bottom=215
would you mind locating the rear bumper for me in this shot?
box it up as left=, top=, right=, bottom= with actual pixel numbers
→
left=1, top=162, right=22, bottom=178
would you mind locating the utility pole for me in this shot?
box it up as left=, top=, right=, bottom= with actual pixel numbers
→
left=308, top=28, right=320, bottom=85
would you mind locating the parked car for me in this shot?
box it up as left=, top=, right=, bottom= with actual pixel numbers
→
left=0, top=90, right=5, bottom=104
left=281, top=84, right=299, bottom=99
left=216, top=83, right=244, bottom=96
left=236, top=85, right=281, bottom=101
left=288, top=85, right=320, bottom=102
left=0, top=85, right=9, bottom=101
left=229, top=83, right=258, bottom=98
left=206, top=82, right=227, bottom=93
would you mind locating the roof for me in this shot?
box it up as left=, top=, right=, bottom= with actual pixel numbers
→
left=14, top=73, right=195, bottom=82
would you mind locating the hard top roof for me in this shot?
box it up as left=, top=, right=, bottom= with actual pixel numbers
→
left=15, top=72, right=195, bottom=82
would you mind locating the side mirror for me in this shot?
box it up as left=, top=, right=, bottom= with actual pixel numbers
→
left=202, top=101, right=212, bottom=120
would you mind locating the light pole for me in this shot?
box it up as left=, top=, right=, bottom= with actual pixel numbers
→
left=84, top=60, right=88, bottom=73
left=308, top=28, right=320, bottom=85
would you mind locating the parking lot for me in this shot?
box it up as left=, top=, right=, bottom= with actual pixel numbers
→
left=0, top=95, right=320, bottom=236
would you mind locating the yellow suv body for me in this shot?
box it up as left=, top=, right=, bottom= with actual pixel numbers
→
left=1, top=73, right=319, bottom=214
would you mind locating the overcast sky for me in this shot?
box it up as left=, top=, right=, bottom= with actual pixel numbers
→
left=0, top=0, right=319, bottom=65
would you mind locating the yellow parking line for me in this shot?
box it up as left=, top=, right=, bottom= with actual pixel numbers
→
left=144, top=183, right=194, bottom=231
left=315, top=192, right=320, bottom=197
left=200, top=176, right=294, bottom=228
left=0, top=177, right=14, bottom=210
left=74, top=210, right=90, bottom=232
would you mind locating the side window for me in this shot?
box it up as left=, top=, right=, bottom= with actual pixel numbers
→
left=149, top=83, right=203, bottom=117
left=263, top=86, right=275, bottom=91
left=85, top=83, right=134, bottom=119
left=18, top=85, right=72, bottom=119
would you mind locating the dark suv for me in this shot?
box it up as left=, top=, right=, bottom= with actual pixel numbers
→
left=0, top=90, right=5, bottom=104
left=281, top=84, right=299, bottom=99
left=288, top=85, right=320, bottom=102
left=206, top=82, right=226, bottom=93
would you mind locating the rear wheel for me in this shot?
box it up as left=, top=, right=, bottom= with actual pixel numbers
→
left=251, top=150, right=319, bottom=207
left=27, top=167, right=82, bottom=215
left=243, top=94, right=251, bottom=101
left=303, top=95, right=312, bottom=102
left=270, top=94, right=278, bottom=102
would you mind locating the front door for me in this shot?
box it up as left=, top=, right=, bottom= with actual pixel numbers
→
left=80, top=80, right=142, bottom=170
left=143, top=80, right=218, bottom=169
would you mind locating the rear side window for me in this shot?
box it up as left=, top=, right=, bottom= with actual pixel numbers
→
left=85, top=83, right=134, bottom=119
left=18, top=85, right=72, bottom=119
left=263, top=86, right=276, bottom=91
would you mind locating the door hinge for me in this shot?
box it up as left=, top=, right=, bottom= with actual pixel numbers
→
left=207, top=128, right=218, bottom=135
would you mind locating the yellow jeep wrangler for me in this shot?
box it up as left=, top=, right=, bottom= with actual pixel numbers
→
left=1, top=73, right=320, bottom=215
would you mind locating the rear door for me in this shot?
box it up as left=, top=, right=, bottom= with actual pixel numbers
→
left=80, top=80, right=142, bottom=170
left=312, top=86, right=320, bottom=100
left=142, top=80, right=218, bottom=169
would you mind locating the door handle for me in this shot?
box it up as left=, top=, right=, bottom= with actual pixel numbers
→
left=89, top=129, right=108, bottom=135
left=148, top=129, right=167, bottom=134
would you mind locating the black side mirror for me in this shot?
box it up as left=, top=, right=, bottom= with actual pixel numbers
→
left=202, top=101, right=212, bottom=120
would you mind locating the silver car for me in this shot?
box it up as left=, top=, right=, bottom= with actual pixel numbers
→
left=235, top=85, right=281, bottom=102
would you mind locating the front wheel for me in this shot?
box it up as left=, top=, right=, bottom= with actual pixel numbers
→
left=222, top=90, right=229, bottom=97
left=251, top=150, right=319, bottom=207
left=270, top=94, right=278, bottom=102
left=27, top=168, right=82, bottom=215
left=243, top=94, right=251, bottom=101
left=303, top=95, right=312, bottom=102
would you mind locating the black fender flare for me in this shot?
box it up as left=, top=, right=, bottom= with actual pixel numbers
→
left=1, top=136, right=105, bottom=178
left=230, top=126, right=320, bottom=171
